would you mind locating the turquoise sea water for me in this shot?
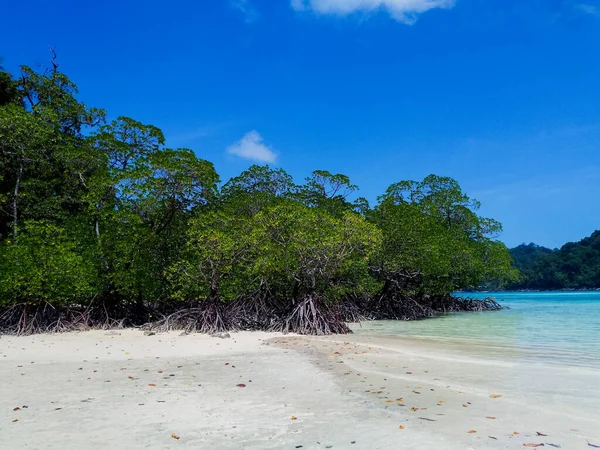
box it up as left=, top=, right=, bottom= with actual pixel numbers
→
left=355, top=291, right=600, bottom=369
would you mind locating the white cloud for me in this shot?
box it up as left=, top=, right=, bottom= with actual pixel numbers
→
left=291, top=0, right=455, bottom=23
left=227, top=131, right=277, bottom=163
left=231, top=0, right=260, bottom=23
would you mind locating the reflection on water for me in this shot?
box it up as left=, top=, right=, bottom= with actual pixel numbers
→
left=354, top=292, right=600, bottom=369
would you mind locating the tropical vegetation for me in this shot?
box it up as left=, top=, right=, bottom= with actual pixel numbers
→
left=509, top=232, right=600, bottom=290
left=0, top=58, right=517, bottom=335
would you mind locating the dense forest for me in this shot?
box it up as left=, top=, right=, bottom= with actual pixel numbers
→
left=508, top=231, right=600, bottom=290
left=0, top=58, right=517, bottom=335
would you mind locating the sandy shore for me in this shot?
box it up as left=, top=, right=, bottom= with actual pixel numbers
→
left=1, top=329, right=599, bottom=449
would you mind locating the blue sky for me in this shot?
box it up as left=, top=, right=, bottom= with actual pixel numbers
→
left=2, top=0, right=600, bottom=248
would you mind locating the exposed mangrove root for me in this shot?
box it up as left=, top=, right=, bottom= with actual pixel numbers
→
left=358, top=294, right=436, bottom=321
left=274, top=295, right=351, bottom=335
left=434, top=295, right=503, bottom=312
left=0, top=293, right=503, bottom=336
left=0, top=302, right=125, bottom=336
left=143, top=301, right=229, bottom=334
left=340, top=293, right=503, bottom=322
left=226, top=297, right=283, bottom=331
left=334, top=293, right=368, bottom=323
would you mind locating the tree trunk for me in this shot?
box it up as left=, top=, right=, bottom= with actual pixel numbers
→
left=94, top=209, right=100, bottom=239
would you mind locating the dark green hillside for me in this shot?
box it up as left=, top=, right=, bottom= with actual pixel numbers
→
left=509, top=231, right=600, bottom=290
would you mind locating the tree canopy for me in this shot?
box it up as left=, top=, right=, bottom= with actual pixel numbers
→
left=508, top=232, right=600, bottom=290
left=0, top=59, right=515, bottom=335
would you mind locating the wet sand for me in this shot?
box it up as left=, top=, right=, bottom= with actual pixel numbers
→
left=1, top=329, right=599, bottom=449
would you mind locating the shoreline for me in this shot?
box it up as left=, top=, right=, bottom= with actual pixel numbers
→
left=1, top=329, right=599, bottom=449
left=460, top=289, right=600, bottom=293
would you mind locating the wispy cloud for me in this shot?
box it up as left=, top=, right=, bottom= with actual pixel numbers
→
left=231, top=0, right=260, bottom=23
left=227, top=131, right=277, bottom=163
left=291, top=0, right=455, bottom=24
left=572, top=1, right=600, bottom=16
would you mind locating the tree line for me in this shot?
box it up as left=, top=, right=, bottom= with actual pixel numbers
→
left=508, top=231, right=600, bottom=290
left=0, top=60, right=517, bottom=335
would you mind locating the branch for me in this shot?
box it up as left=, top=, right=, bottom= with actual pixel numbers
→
left=50, top=47, right=59, bottom=73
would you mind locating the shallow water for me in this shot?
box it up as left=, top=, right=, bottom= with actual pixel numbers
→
left=355, top=291, right=600, bottom=370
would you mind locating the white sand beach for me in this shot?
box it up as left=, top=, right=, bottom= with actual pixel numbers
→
left=1, top=329, right=599, bottom=449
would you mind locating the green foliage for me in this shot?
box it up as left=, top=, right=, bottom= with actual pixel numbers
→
left=0, top=59, right=516, bottom=334
left=372, top=175, right=517, bottom=293
left=509, top=232, right=600, bottom=290
left=0, top=71, right=21, bottom=107
left=293, top=170, right=357, bottom=216
left=220, top=164, right=295, bottom=215
left=19, top=66, right=105, bottom=135
left=169, top=211, right=254, bottom=301
left=0, top=220, right=98, bottom=305
left=250, top=202, right=381, bottom=303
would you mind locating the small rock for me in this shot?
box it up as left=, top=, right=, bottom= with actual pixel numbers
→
left=211, top=332, right=231, bottom=339
left=143, top=331, right=156, bottom=336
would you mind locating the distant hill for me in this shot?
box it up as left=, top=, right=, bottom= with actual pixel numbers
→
left=508, top=231, right=600, bottom=290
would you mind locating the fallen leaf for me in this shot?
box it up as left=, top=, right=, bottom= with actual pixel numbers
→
left=486, top=416, right=497, bottom=420
left=386, top=400, right=394, bottom=403
left=438, top=400, right=445, bottom=404
left=489, top=394, right=502, bottom=399
left=171, top=433, right=180, bottom=440
left=55, top=408, right=62, bottom=411
left=291, top=416, right=297, bottom=420
left=513, top=432, right=520, bottom=435
left=13, top=407, right=21, bottom=411
left=410, top=407, right=419, bottom=411
left=148, top=383, right=156, bottom=387
left=536, top=432, right=548, bottom=437
left=236, top=384, right=246, bottom=388
left=462, top=404, right=468, bottom=408
left=157, top=370, right=163, bottom=373
left=468, top=430, right=477, bottom=434
left=523, top=444, right=544, bottom=447
left=396, top=398, right=403, bottom=402
left=12, top=419, right=18, bottom=423
left=399, top=425, right=405, bottom=429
